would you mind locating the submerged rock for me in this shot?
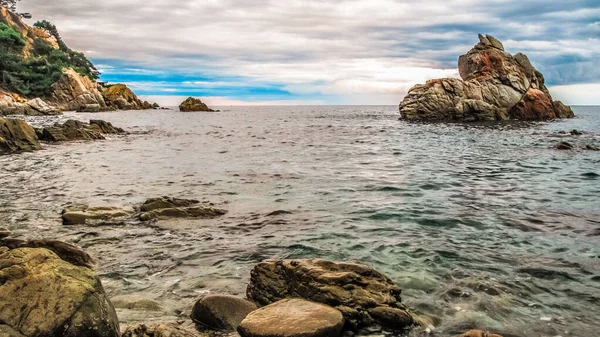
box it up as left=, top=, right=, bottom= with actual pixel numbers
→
left=192, top=295, right=257, bottom=331
left=62, top=205, right=135, bottom=225
left=246, top=259, right=414, bottom=330
left=139, top=197, right=227, bottom=221
left=399, top=34, right=574, bottom=121
left=0, top=239, right=119, bottom=337
left=238, top=298, right=344, bottom=337
left=122, top=322, right=201, bottom=337
left=555, top=142, right=574, bottom=150
left=179, top=97, right=214, bottom=112
left=458, top=330, right=503, bottom=337
left=111, top=295, right=163, bottom=312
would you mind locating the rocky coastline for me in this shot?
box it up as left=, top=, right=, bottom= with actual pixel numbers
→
left=0, top=223, right=503, bottom=337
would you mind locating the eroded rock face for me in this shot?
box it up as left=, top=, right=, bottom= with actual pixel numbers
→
left=399, top=34, right=574, bottom=121
left=0, top=117, right=41, bottom=154
left=36, top=119, right=125, bottom=142
left=191, top=295, right=258, bottom=331
left=0, top=92, right=61, bottom=116
left=179, top=97, right=214, bottom=112
left=0, top=239, right=119, bottom=337
left=238, top=298, right=344, bottom=337
left=102, top=84, right=156, bottom=111
left=51, top=68, right=108, bottom=112
left=139, top=197, right=227, bottom=221
left=246, top=259, right=414, bottom=330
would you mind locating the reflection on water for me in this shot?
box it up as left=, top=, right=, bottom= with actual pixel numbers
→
left=1, top=106, right=599, bottom=336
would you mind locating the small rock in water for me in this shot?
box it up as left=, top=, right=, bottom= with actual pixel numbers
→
left=238, top=298, right=344, bottom=337
left=111, top=294, right=163, bottom=312
left=191, top=294, right=257, bottom=331
left=541, top=316, right=553, bottom=321
left=459, top=330, right=503, bottom=337
left=585, top=145, right=600, bottom=151
left=555, top=142, right=574, bottom=150
left=0, top=227, right=10, bottom=239
left=570, top=129, right=583, bottom=135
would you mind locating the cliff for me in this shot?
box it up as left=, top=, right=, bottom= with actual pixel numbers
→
left=0, top=8, right=157, bottom=115
left=399, top=34, right=574, bottom=121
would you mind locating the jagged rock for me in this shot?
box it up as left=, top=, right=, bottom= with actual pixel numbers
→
left=0, top=239, right=119, bottom=337
left=36, top=119, right=124, bottom=143
left=191, top=295, right=258, bottom=331
left=51, top=68, right=108, bottom=111
left=90, top=119, right=126, bottom=134
left=62, top=204, right=135, bottom=225
left=179, top=97, right=214, bottom=112
left=139, top=197, right=227, bottom=221
left=26, top=98, right=60, bottom=115
left=0, top=91, right=37, bottom=116
left=246, top=259, right=414, bottom=330
left=458, top=330, right=503, bottom=337
left=0, top=117, right=41, bottom=154
left=103, top=84, right=157, bottom=111
left=152, top=102, right=160, bottom=109
left=570, top=129, right=583, bottom=136
left=585, top=145, right=599, bottom=151
left=78, top=103, right=104, bottom=112
left=238, top=298, right=344, bottom=337
left=399, top=34, right=575, bottom=121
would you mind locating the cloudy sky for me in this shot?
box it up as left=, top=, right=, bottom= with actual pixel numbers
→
left=20, top=0, right=600, bottom=105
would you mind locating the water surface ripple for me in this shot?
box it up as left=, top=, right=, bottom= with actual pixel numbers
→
left=1, top=106, right=599, bottom=336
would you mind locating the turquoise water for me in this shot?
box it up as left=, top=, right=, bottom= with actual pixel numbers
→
left=1, top=106, right=599, bottom=336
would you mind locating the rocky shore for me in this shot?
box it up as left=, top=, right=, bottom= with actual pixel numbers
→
left=0, top=225, right=503, bottom=337
left=399, top=35, right=574, bottom=122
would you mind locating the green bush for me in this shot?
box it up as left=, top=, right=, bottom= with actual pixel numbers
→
left=0, top=21, right=99, bottom=97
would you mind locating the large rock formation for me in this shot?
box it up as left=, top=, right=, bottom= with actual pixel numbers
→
left=246, top=259, right=414, bottom=330
left=103, top=84, right=154, bottom=111
left=0, top=117, right=41, bottom=154
left=399, top=34, right=574, bottom=121
left=0, top=238, right=120, bottom=337
left=1, top=90, right=61, bottom=116
left=179, top=97, right=214, bottom=112
left=50, top=68, right=108, bottom=112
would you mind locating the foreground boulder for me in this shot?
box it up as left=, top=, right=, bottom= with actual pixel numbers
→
left=139, top=197, right=227, bottom=221
left=179, top=97, right=214, bottom=112
left=238, top=298, right=344, bottom=337
left=399, top=34, right=574, bottom=121
left=0, top=239, right=119, bottom=337
left=0, top=117, right=41, bottom=154
left=36, top=119, right=125, bottom=142
left=191, top=295, right=257, bottom=331
left=246, top=259, right=414, bottom=330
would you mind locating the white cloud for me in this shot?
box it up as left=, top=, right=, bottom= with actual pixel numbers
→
left=18, top=0, right=600, bottom=104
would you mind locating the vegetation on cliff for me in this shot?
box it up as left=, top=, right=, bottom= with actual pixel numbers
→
left=0, top=8, right=98, bottom=98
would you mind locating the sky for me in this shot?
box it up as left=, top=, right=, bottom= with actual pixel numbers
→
left=19, top=0, right=600, bottom=105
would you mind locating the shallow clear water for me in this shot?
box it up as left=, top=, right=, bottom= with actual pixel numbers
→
left=1, top=106, right=599, bottom=336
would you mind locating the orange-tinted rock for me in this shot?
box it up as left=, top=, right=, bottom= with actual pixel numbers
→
left=458, top=329, right=503, bottom=337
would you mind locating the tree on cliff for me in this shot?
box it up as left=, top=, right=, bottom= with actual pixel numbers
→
left=34, top=20, right=100, bottom=80
left=0, top=0, right=31, bottom=18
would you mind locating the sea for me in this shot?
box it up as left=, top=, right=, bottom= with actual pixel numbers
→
left=1, top=105, right=599, bottom=336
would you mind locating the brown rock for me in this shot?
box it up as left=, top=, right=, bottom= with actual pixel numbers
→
left=51, top=68, right=108, bottom=111
left=122, top=322, right=201, bottom=337
left=179, top=97, right=214, bottom=112
left=0, top=117, right=41, bottom=154
left=103, top=84, right=148, bottom=110
left=62, top=204, right=135, bottom=225
left=191, top=295, right=257, bottom=330
left=400, top=35, right=574, bottom=121
left=0, top=240, right=119, bottom=337
left=555, top=142, right=574, bottom=150
left=238, top=298, right=344, bottom=337
left=246, top=259, right=413, bottom=330
left=36, top=119, right=124, bottom=143
left=139, top=197, right=227, bottom=221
